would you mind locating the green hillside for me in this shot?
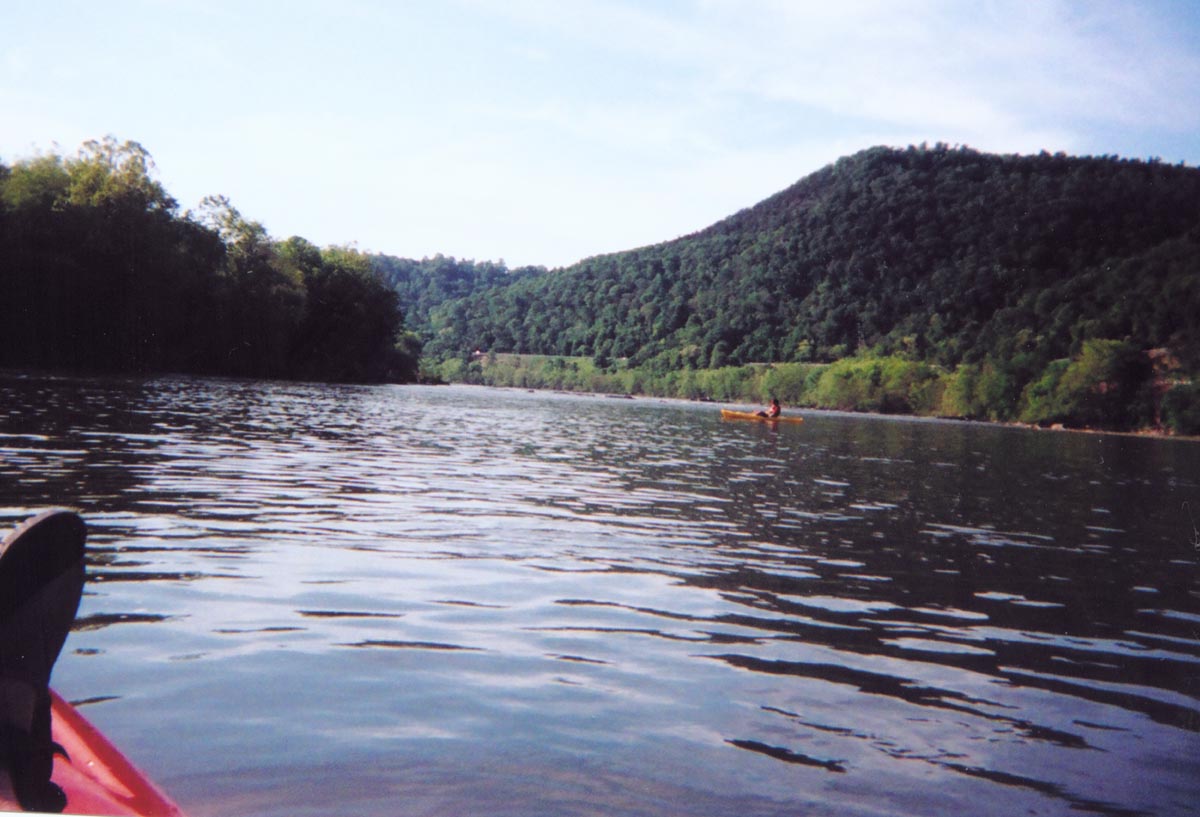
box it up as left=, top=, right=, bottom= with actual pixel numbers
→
left=375, top=144, right=1200, bottom=433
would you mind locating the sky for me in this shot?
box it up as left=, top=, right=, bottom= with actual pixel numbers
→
left=4, top=0, right=1200, bottom=269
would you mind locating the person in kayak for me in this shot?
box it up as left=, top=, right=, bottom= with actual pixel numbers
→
left=756, top=397, right=782, bottom=418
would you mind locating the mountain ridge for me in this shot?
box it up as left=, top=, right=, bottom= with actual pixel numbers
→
left=377, top=143, right=1199, bottom=374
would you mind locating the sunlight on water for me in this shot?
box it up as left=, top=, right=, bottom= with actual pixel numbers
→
left=1, top=373, right=1198, bottom=816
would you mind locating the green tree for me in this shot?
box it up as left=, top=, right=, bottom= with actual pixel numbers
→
left=195, top=196, right=306, bottom=377
left=0, top=138, right=417, bottom=384
left=1020, top=341, right=1154, bottom=429
left=289, top=245, right=404, bottom=382
left=1162, top=384, right=1200, bottom=436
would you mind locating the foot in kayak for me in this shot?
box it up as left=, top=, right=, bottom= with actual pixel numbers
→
left=0, top=510, right=87, bottom=813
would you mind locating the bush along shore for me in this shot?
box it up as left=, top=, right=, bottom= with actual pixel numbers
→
left=431, top=341, right=1199, bottom=437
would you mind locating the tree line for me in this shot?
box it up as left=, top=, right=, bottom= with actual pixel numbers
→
left=0, top=137, right=417, bottom=383
left=434, top=341, right=1198, bottom=436
left=3, top=138, right=1195, bottom=432
left=383, top=144, right=1200, bottom=434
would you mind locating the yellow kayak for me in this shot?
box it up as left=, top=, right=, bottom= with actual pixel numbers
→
left=720, top=409, right=804, bottom=424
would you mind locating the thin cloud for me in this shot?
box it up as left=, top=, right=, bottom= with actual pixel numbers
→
left=1, top=0, right=1197, bottom=267
left=478, top=0, right=1199, bottom=154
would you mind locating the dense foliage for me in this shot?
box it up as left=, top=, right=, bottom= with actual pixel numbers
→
left=372, top=254, right=545, bottom=333
left=390, top=144, right=1200, bottom=432
left=0, top=138, right=417, bottom=383
left=436, top=344, right=1199, bottom=435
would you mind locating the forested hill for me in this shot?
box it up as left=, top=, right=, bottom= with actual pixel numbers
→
left=382, top=144, right=1199, bottom=377
left=0, top=138, right=419, bottom=383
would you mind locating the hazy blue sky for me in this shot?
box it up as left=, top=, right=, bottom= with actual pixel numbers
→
left=4, top=0, right=1199, bottom=268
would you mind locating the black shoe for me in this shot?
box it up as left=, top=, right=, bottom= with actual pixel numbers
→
left=0, top=510, right=86, bottom=813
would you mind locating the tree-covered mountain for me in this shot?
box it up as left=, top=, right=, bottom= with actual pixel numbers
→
left=372, top=253, right=545, bottom=337
left=387, top=144, right=1198, bottom=380
left=4, top=137, right=1195, bottom=429
left=0, top=138, right=417, bottom=383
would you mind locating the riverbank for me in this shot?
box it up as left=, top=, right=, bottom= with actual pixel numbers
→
left=430, top=349, right=1200, bottom=439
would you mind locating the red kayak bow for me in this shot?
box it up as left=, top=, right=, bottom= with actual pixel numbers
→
left=0, top=690, right=187, bottom=816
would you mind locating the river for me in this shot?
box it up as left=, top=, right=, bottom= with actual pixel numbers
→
left=1, top=373, right=1197, bottom=816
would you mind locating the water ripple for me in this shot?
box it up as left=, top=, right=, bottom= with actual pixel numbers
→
left=1, top=374, right=1197, bottom=817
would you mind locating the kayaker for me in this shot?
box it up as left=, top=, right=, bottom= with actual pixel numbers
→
left=757, top=397, right=782, bottom=418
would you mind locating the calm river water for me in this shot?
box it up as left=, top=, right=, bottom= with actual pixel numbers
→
left=1, top=373, right=1197, bottom=817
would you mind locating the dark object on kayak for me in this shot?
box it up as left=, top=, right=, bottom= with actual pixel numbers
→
left=0, top=689, right=188, bottom=816
left=0, top=509, right=86, bottom=812
left=720, top=409, right=805, bottom=424
left=0, top=510, right=187, bottom=816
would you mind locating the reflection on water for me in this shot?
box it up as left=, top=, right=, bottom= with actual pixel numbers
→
left=2, top=372, right=1198, bottom=817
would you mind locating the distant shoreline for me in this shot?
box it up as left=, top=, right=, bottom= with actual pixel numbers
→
left=4, top=367, right=1195, bottom=443
left=431, top=352, right=1200, bottom=441
left=448, top=381, right=1200, bottom=443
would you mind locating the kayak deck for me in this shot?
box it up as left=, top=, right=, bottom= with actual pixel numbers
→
left=720, top=409, right=804, bottom=424
left=0, top=689, right=187, bottom=816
